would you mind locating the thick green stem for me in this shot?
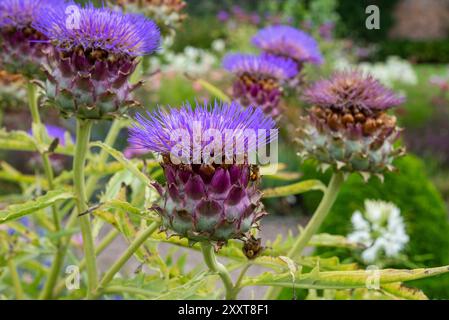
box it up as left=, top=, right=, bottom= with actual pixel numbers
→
left=264, top=172, right=344, bottom=300
left=27, top=82, right=63, bottom=300
left=41, top=120, right=123, bottom=298
left=288, top=173, right=344, bottom=257
left=93, top=222, right=159, bottom=299
left=8, top=259, right=24, bottom=300
left=74, top=119, right=98, bottom=299
left=64, top=119, right=124, bottom=231
left=200, top=242, right=234, bottom=300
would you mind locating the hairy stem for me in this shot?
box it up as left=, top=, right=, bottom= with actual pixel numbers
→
left=200, top=242, right=234, bottom=300
left=74, top=119, right=98, bottom=299
left=264, top=172, right=344, bottom=300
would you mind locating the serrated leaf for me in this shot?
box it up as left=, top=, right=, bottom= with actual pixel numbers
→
left=381, top=283, right=428, bottom=300
left=262, top=179, right=326, bottom=198
left=0, top=190, right=73, bottom=224
left=153, top=272, right=209, bottom=300
left=242, top=266, right=449, bottom=289
left=90, top=142, right=153, bottom=187
left=101, top=170, right=135, bottom=202
left=0, top=128, right=73, bottom=155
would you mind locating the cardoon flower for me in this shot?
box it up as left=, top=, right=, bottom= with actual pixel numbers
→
left=129, top=101, right=277, bottom=245
left=111, top=0, right=186, bottom=37
left=348, top=200, right=409, bottom=263
left=33, top=2, right=161, bottom=120
left=252, top=25, right=323, bottom=70
left=223, top=53, right=298, bottom=118
left=0, top=0, right=60, bottom=78
left=298, top=70, right=405, bottom=180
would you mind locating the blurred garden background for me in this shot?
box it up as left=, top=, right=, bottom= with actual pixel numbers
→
left=1, top=0, right=449, bottom=299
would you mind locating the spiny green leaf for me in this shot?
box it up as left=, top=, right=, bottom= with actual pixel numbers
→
left=153, top=272, right=210, bottom=300
left=90, top=142, right=154, bottom=187
left=0, top=190, right=74, bottom=224
left=242, top=266, right=449, bottom=289
left=262, top=180, right=326, bottom=198
left=380, top=283, right=428, bottom=300
left=0, top=129, right=73, bottom=155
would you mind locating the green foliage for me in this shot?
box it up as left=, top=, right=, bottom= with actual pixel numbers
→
left=376, top=39, right=449, bottom=63
left=301, top=155, right=449, bottom=299
left=0, top=190, right=73, bottom=224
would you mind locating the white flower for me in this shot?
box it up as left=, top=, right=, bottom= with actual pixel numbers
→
left=211, top=39, right=226, bottom=52
left=347, top=200, right=409, bottom=263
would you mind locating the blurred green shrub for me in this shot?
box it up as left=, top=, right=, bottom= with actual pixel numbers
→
left=171, top=16, right=226, bottom=52
left=376, top=40, right=449, bottom=63
left=301, top=155, right=449, bottom=299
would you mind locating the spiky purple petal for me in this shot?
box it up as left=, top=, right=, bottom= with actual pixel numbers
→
left=252, top=25, right=323, bottom=65
left=223, top=53, right=298, bottom=80
left=0, top=0, right=62, bottom=28
left=129, top=101, right=277, bottom=162
left=303, top=70, right=405, bottom=112
left=33, top=2, right=160, bottom=57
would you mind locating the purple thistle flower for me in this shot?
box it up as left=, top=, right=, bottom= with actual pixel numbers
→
left=129, top=100, right=277, bottom=161
left=33, top=2, right=161, bottom=119
left=223, top=53, right=298, bottom=80
left=252, top=25, right=323, bottom=67
left=222, top=53, right=297, bottom=118
left=217, top=10, right=230, bottom=22
left=33, top=2, right=160, bottom=57
left=303, top=70, right=405, bottom=113
left=0, top=0, right=61, bottom=78
left=297, top=70, right=406, bottom=178
left=130, top=101, right=275, bottom=243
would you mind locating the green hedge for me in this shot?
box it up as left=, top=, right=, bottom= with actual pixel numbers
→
left=375, top=40, right=449, bottom=63
left=301, top=155, right=449, bottom=299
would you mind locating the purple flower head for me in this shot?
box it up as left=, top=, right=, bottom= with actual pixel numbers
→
left=33, top=2, right=161, bottom=57
left=223, top=53, right=298, bottom=80
left=217, top=10, right=230, bottom=22
left=252, top=25, right=323, bottom=65
left=129, top=101, right=277, bottom=164
left=303, top=70, right=405, bottom=112
left=0, top=0, right=61, bottom=29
